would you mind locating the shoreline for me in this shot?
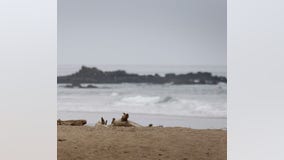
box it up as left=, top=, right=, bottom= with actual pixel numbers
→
left=58, top=111, right=227, bottom=129
left=58, top=110, right=227, bottom=119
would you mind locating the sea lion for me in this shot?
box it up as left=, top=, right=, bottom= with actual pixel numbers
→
left=121, top=113, right=129, bottom=121
left=111, top=114, right=142, bottom=127
left=111, top=119, right=142, bottom=127
left=111, top=118, right=116, bottom=124
left=95, top=117, right=108, bottom=127
left=101, top=117, right=107, bottom=125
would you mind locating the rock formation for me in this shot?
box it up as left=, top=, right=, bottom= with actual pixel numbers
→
left=57, top=66, right=227, bottom=85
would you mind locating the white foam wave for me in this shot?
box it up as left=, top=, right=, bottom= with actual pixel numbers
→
left=110, top=92, right=119, bottom=96
left=58, top=84, right=227, bottom=118
left=112, top=95, right=226, bottom=118
left=117, top=95, right=161, bottom=106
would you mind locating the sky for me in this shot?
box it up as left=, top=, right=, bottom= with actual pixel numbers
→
left=58, top=0, right=226, bottom=66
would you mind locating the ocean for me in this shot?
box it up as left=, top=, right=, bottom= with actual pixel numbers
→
left=58, top=65, right=227, bottom=129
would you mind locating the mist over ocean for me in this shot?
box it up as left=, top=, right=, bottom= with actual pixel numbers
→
left=57, top=65, right=227, bottom=129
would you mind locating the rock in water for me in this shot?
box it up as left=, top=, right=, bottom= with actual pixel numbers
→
left=58, top=66, right=227, bottom=85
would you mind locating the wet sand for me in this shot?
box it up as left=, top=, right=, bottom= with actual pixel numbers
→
left=58, top=125, right=226, bottom=160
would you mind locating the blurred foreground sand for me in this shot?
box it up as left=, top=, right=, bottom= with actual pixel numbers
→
left=58, top=126, right=226, bottom=160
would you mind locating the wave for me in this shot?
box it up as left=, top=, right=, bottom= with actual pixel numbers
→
left=111, top=95, right=226, bottom=118
left=58, top=84, right=227, bottom=118
left=157, top=96, right=176, bottom=103
left=118, top=95, right=161, bottom=105
left=110, top=92, right=119, bottom=96
left=116, top=95, right=177, bottom=105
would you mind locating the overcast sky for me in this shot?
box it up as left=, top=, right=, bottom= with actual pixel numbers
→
left=58, top=0, right=226, bottom=66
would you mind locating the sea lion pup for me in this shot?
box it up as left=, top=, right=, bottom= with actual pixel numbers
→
left=111, top=118, right=116, bottom=124
left=121, top=113, right=129, bottom=122
left=100, top=117, right=107, bottom=125
left=95, top=117, right=108, bottom=127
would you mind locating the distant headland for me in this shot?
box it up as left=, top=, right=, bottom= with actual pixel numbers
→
left=57, top=66, right=227, bottom=85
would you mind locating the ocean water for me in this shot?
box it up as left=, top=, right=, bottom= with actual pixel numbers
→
left=57, top=65, right=227, bottom=129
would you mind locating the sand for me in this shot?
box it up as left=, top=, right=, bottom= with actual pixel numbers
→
left=58, top=125, right=226, bottom=160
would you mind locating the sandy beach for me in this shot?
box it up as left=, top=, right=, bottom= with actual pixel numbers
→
left=58, top=125, right=226, bottom=160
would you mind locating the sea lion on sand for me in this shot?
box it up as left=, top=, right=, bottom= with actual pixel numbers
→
left=95, top=117, right=108, bottom=127
left=121, top=113, right=129, bottom=121
left=111, top=118, right=116, bottom=124
left=100, top=117, right=108, bottom=125
left=111, top=114, right=142, bottom=127
left=111, top=119, right=142, bottom=127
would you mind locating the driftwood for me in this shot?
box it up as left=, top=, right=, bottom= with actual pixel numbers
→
left=58, top=138, right=66, bottom=142
left=57, top=119, right=87, bottom=126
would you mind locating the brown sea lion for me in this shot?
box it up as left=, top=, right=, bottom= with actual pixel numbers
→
left=121, top=113, right=129, bottom=121
left=111, top=118, right=116, bottom=124
left=100, top=117, right=108, bottom=125
left=111, top=114, right=142, bottom=127
left=95, top=117, right=108, bottom=127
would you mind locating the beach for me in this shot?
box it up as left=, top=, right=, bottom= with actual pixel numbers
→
left=58, top=125, right=227, bottom=160
left=57, top=66, right=227, bottom=159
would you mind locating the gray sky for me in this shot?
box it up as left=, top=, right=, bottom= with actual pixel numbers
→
left=58, top=0, right=226, bottom=66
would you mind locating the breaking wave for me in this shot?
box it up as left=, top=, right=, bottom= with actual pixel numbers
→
left=112, top=95, right=226, bottom=118
left=58, top=84, right=226, bottom=118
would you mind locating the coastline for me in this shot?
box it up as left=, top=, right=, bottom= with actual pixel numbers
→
left=57, top=66, right=227, bottom=85
left=58, top=125, right=227, bottom=160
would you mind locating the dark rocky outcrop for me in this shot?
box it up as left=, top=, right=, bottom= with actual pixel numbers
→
left=57, top=66, right=227, bottom=85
